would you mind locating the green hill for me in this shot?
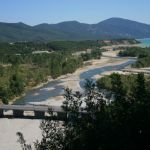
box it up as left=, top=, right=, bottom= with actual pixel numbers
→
left=1, top=18, right=150, bottom=42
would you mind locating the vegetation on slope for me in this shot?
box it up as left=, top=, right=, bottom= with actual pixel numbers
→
left=1, top=18, right=150, bottom=42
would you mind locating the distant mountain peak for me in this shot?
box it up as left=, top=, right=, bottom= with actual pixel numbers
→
left=100, top=17, right=132, bottom=23
left=18, top=22, right=25, bottom=24
left=57, top=20, right=80, bottom=25
left=0, top=18, right=150, bottom=42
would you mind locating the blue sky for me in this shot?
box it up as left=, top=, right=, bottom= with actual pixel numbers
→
left=0, top=0, right=149, bottom=25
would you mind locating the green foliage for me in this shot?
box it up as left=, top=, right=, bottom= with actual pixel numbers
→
left=0, top=19, right=150, bottom=42
left=97, top=73, right=148, bottom=100
left=62, top=57, right=83, bottom=75
left=133, top=56, right=150, bottom=68
left=83, top=79, right=95, bottom=93
left=47, top=41, right=102, bottom=52
left=0, top=41, right=103, bottom=103
left=81, top=49, right=102, bottom=61
left=0, top=52, right=84, bottom=103
left=0, top=40, right=104, bottom=104
left=0, top=85, right=9, bottom=104
left=0, top=65, right=4, bottom=76
left=133, top=73, right=146, bottom=101
left=110, top=73, right=125, bottom=100
left=118, top=47, right=150, bottom=57
left=119, top=47, right=150, bottom=68
left=17, top=75, right=150, bottom=150
left=9, top=74, right=24, bottom=96
left=81, top=53, right=91, bottom=61
left=51, top=59, right=62, bottom=78
left=0, top=41, right=102, bottom=57
left=97, top=75, right=112, bottom=90
left=91, top=48, right=102, bottom=59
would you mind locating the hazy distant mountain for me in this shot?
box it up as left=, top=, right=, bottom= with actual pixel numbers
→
left=0, top=18, right=150, bottom=42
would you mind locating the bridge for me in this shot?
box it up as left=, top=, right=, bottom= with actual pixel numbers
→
left=0, top=105, right=66, bottom=120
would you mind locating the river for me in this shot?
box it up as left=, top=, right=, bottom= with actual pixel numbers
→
left=137, top=38, right=150, bottom=47
left=14, top=58, right=136, bottom=105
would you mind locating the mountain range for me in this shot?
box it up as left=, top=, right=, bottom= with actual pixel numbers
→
left=0, top=18, right=150, bottom=42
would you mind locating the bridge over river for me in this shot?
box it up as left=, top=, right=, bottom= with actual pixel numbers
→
left=0, top=105, right=66, bottom=120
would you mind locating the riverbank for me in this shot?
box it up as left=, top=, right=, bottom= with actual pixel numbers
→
left=100, top=44, right=139, bottom=51
left=9, top=76, right=54, bottom=104
left=27, top=51, right=131, bottom=106
left=0, top=50, right=135, bottom=150
left=10, top=49, right=136, bottom=105
left=10, top=52, right=110, bottom=105
left=9, top=54, right=111, bottom=105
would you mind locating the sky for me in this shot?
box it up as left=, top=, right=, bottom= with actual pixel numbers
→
left=0, top=0, right=149, bottom=25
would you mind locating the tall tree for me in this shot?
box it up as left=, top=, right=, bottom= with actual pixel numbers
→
left=135, top=73, right=146, bottom=102
left=9, top=74, right=24, bottom=96
left=110, top=73, right=125, bottom=101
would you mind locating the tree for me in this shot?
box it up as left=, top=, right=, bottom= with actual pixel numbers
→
left=110, top=73, right=125, bottom=101
left=91, top=48, right=102, bottom=59
left=16, top=132, right=32, bottom=150
left=17, top=77, right=150, bottom=150
left=0, top=86, right=9, bottom=104
left=51, top=59, right=62, bottom=78
left=9, top=74, right=24, bottom=96
left=0, top=65, right=4, bottom=77
left=134, top=73, right=146, bottom=102
left=83, top=79, right=95, bottom=93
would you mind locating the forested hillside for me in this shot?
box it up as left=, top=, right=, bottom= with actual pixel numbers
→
left=1, top=18, right=150, bottom=42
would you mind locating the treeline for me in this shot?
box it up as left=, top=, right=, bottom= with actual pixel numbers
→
left=0, top=52, right=84, bottom=104
left=119, top=47, right=150, bottom=57
left=46, top=41, right=103, bottom=52
left=0, top=40, right=103, bottom=55
left=81, top=48, right=102, bottom=61
left=18, top=73, right=150, bottom=150
left=119, top=47, right=150, bottom=67
left=1, top=39, right=137, bottom=56
left=97, top=73, right=150, bottom=99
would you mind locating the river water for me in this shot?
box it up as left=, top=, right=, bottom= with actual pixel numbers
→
left=137, top=38, right=150, bottom=47
left=15, top=58, right=136, bottom=105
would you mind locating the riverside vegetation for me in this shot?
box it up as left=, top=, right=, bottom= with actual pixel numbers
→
left=17, top=73, right=150, bottom=150
left=0, top=41, right=103, bottom=104
left=119, top=47, right=150, bottom=68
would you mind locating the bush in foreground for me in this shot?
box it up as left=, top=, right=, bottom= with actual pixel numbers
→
left=17, top=75, right=150, bottom=150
